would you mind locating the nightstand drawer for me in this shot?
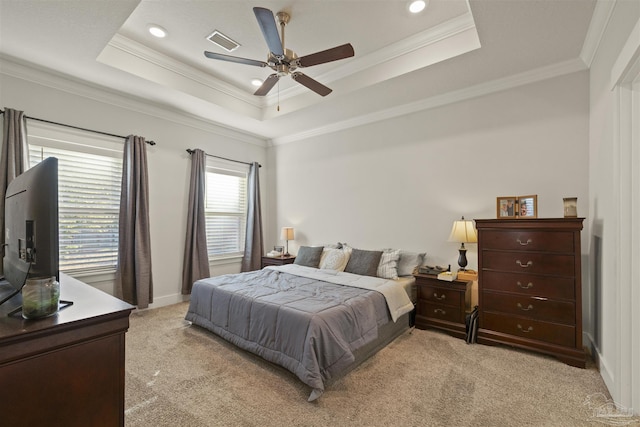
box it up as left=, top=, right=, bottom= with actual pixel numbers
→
left=418, top=285, right=463, bottom=309
left=482, top=292, right=575, bottom=324
left=481, top=230, right=574, bottom=253
left=418, top=302, right=462, bottom=323
left=483, top=251, right=575, bottom=276
left=482, top=312, right=576, bottom=347
left=482, top=271, right=575, bottom=300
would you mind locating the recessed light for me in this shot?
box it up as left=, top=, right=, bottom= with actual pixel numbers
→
left=148, top=25, right=167, bottom=38
left=251, top=78, right=263, bottom=87
left=408, top=0, right=427, bottom=14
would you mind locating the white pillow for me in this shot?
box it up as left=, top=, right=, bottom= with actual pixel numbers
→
left=377, top=249, right=400, bottom=279
left=319, top=247, right=351, bottom=271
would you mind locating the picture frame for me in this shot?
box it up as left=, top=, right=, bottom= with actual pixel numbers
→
left=496, top=195, right=538, bottom=219
left=497, top=197, right=518, bottom=219
left=518, top=195, right=538, bottom=218
left=273, top=245, right=284, bottom=254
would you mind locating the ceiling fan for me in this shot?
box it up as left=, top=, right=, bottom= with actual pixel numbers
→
left=203, top=7, right=355, bottom=97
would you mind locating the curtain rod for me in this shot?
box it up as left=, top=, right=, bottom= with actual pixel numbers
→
left=186, top=149, right=261, bottom=168
left=0, top=110, right=156, bottom=146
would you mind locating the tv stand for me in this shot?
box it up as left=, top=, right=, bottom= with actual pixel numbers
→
left=0, top=273, right=134, bottom=426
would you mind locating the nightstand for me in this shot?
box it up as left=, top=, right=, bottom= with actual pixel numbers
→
left=413, top=273, right=472, bottom=339
left=261, top=255, right=296, bottom=269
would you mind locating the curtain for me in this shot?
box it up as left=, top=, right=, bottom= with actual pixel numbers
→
left=115, top=135, right=153, bottom=308
left=181, top=149, right=210, bottom=294
left=241, top=162, right=263, bottom=272
left=0, top=109, right=28, bottom=276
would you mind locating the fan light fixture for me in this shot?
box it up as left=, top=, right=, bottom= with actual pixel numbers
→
left=148, top=25, right=167, bottom=38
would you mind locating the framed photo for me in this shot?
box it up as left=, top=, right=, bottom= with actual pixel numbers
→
left=273, top=246, right=284, bottom=254
left=497, top=197, right=517, bottom=219
left=518, top=195, right=538, bottom=218
left=497, top=195, right=538, bottom=219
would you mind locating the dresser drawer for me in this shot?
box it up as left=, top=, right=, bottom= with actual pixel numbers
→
left=482, top=312, right=575, bottom=347
left=418, top=285, right=463, bottom=309
left=483, top=251, right=575, bottom=276
left=482, top=292, right=575, bottom=324
left=481, top=230, right=574, bottom=253
left=418, top=302, right=463, bottom=323
left=482, top=271, right=575, bottom=300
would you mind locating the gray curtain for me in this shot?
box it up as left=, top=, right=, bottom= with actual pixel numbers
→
left=181, top=149, right=210, bottom=294
left=0, top=109, right=28, bottom=276
left=241, top=162, right=263, bottom=272
left=115, top=135, right=153, bottom=308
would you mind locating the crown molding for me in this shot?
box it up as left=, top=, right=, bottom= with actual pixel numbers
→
left=101, top=34, right=264, bottom=111
left=580, top=0, right=617, bottom=68
left=270, top=57, right=587, bottom=146
left=0, top=55, right=268, bottom=147
left=264, top=11, right=478, bottom=105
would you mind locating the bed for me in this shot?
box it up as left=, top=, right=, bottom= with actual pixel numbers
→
left=185, top=246, right=422, bottom=401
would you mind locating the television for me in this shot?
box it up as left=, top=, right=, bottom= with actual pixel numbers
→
left=1, top=157, right=59, bottom=306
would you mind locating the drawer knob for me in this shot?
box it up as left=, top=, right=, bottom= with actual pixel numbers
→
left=517, top=238, right=533, bottom=246
left=517, top=303, right=534, bottom=311
left=516, top=281, right=534, bottom=289
left=433, top=293, right=446, bottom=301
left=434, top=308, right=446, bottom=315
left=517, top=324, right=534, bottom=333
left=516, top=260, right=533, bottom=268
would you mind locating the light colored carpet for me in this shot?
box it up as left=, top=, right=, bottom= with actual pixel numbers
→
left=124, top=302, right=619, bottom=427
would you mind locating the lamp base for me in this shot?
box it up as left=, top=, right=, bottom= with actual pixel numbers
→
left=457, top=246, right=468, bottom=271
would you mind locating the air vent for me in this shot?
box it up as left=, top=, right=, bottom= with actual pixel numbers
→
left=207, top=30, right=240, bottom=52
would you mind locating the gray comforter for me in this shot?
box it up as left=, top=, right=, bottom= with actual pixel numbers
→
left=185, top=265, right=400, bottom=401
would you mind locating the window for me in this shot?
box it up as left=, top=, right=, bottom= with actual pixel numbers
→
left=204, top=161, right=248, bottom=259
left=27, top=122, right=123, bottom=273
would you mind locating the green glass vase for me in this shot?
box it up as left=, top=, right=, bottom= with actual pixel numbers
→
left=22, top=276, right=60, bottom=319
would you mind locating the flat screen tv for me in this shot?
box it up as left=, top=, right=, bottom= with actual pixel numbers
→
left=1, top=157, right=59, bottom=306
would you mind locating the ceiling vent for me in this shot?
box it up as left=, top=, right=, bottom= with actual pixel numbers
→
left=206, top=30, right=240, bottom=52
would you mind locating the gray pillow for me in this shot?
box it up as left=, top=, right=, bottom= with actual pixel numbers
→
left=397, top=251, right=426, bottom=276
left=294, top=246, right=324, bottom=268
left=345, top=248, right=383, bottom=277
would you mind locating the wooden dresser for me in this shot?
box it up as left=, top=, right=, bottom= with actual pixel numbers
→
left=475, top=218, right=586, bottom=368
left=0, top=273, right=134, bottom=426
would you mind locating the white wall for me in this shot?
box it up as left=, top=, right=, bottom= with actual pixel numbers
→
left=588, top=0, right=640, bottom=415
left=268, top=71, right=589, bottom=275
left=0, top=59, right=268, bottom=308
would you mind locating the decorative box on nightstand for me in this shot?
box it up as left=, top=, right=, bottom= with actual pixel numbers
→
left=261, top=255, right=296, bottom=269
left=413, top=273, right=472, bottom=339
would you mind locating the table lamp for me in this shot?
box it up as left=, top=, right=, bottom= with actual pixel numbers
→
left=448, top=216, right=477, bottom=271
left=281, top=227, right=294, bottom=256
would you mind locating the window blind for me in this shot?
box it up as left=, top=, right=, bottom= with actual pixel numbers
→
left=28, top=123, right=123, bottom=272
left=205, top=167, right=247, bottom=258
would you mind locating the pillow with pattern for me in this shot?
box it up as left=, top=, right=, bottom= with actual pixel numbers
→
left=377, top=248, right=401, bottom=279
left=319, top=247, right=351, bottom=271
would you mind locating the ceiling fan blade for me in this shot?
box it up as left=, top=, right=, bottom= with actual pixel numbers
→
left=253, top=7, right=284, bottom=57
left=291, top=72, right=332, bottom=97
left=254, top=74, right=280, bottom=96
left=297, top=43, right=355, bottom=68
left=204, top=51, right=267, bottom=67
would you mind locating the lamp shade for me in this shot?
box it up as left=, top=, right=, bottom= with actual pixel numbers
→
left=280, top=227, right=295, bottom=241
left=448, top=217, right=477, bottom=244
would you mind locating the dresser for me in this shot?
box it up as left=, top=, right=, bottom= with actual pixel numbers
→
left=475, top=218, right=585, bottom=368
left=414, top=273, right=472, bottom=339
left=0, top=273, right=134, bottom=426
